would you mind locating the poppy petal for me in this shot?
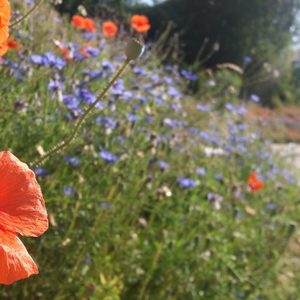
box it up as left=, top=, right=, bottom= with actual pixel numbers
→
left=71, top=15, right=86, bottom=30
left=0, top=26, right=8, bottom=44
left=0, top=229, right=38, bottom=285
left=0, top=39, right=8, bottom=56
left=0, top=151, right=48, bottom=237
left=0, top=0, right=11, bottom=25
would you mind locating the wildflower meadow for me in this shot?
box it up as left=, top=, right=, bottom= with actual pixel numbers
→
left=1, top=1, right=300, bottom=299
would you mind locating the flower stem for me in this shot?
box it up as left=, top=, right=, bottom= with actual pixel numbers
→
left=30, top=58, right=131, bottom=168
left=137, top=242, right=163, bottom=300
left=9, top=0, right=45, bottom=28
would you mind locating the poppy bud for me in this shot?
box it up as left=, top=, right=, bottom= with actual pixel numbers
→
left=125, top=38, right=144, bottom=60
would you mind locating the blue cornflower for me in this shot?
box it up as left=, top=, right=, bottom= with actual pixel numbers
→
left=196, top=167, right=206, bottom=176
left=168, top=86, right=181, bottom=98
left=150, top=74, right=160, bottom=83
left=140, top=96, right=148, bottom=104
left=84, top=46, right=100, bottom=57
left=155, top=98, right=165, bottom=106
left=64, top=156, right=80, bottom=167
left=145, top=115, right=153, bottom=123
left=181, top=70, right=198, bottom=81
left=102, top=60, right=115, bottom=73
left=2, top=59, right=25, bottom=80
left=250, top=94, right=260, bottom=102
left=163, top=118, right=187, bottom=128
left=100, top=150, right=118, bottom=163
left=123, top=90, right=134, bottom=101
left=224, top=103, right=247, bottom=115
left=111, top=80, right=125, bottom=96
left=34, top=168, right=49, bottom=176
left=63, top=94, right=81, bottom=110
left=133, top=67, right=146, bottom=76
left=158, top=160, right=169, bottom=170
left=83, top=32, right=96, bottom=40
left=243, top=56, right=252, bottom=64
left=236, top=106, right=247, bottom=115
left=133, top=104, right=140, bottom=111
left=43, top=52, right=66, bottom=69
left=64, top=186, right=76, bottom=196
left=196, top=104, right=211, bottom=113
left=177, top=177, right=196, bottom=188
left=225, top=103, right=235, bottom=112
left=163, top=75, right=174, bottom=84
left=96, top=116, right=117, bottom=130
left=78, top=89, right=97, bottom=104
left=30, top=54, right=43, bottom=64
left=48, top=78, right=64, bottom=93
left=30, top=52, right=66, bottom=69
left=266, top=203, right=277, bottom=210
left=83, top=68, right=102, bottom=80
left=170, top=103, right=181, bottom=111
left=215, top=173, right=223, bottom=181
left=127, top=113, right=140, bottom=122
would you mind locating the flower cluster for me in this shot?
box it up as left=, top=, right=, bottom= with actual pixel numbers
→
left=71, top=13, right=151, bottom=39
left=72, top=15, right=97, bottom=32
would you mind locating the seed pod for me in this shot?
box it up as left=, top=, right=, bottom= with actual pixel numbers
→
left=125, top=38, right=145, bottom=60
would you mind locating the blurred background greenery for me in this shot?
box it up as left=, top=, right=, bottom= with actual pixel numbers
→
left=55, top=0, right=300, bottom=107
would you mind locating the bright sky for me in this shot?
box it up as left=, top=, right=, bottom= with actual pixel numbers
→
left=140, top=0, right=154, bottom=4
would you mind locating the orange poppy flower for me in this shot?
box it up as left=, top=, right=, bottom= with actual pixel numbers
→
left=0, top=0, right=11, bottom=44
left=0, top=39, right=8, bottom=56
left=60, top=47, right=74, bottom=62
left=247, top=172, right=264, bottom=192
left=71, top=15, right=86, bottom=30
left=84, top=18, right=97, bottom=32
left=102, top=21, right=118, bottom=38
left=0, top=151, right=48, bottom=285
left=6, top=37, right=21, bottom=50
left=0, top=37, right=21, bottom=57
left=131, top=14, right=151, bottom=33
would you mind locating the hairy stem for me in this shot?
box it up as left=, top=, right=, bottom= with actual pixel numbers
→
left=10, top=0, right=45, bottom=28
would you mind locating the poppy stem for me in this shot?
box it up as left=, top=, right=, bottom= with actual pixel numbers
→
left=9, top=0, right=45, bottom=28
left=30, top=59, right=131, bottom=169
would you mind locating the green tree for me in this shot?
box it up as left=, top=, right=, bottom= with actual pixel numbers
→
left=140, top=0, right=300, bottom=65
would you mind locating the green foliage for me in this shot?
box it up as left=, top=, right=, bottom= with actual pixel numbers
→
left=54, top=0, right=300, bottom=107
left=142, top=0, right=300, bottom=65
left=56, top=0, right=131, bottom=17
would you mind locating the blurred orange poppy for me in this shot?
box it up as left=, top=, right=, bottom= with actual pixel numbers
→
left=0, top=0, right=11, bottom=44
left=247, top=172, right=264, bottom=192
left=72, top=15, right=97, bottom=32
left=0, top=40, right=8, bottom=56
left=0, top=37, right=21, bottom=57
left=71, top=15, right=86, bottom=30
left=0, top=151, right=48, bottom=285
left=6, top=37, right=21, bottom=49
left=84, top=18, right=97, bottom=32
left=131, top=14, right=150, bottom=33
left=102, top=21, right=118, bottom=38
left=60, top=47, right=74, bottom=62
